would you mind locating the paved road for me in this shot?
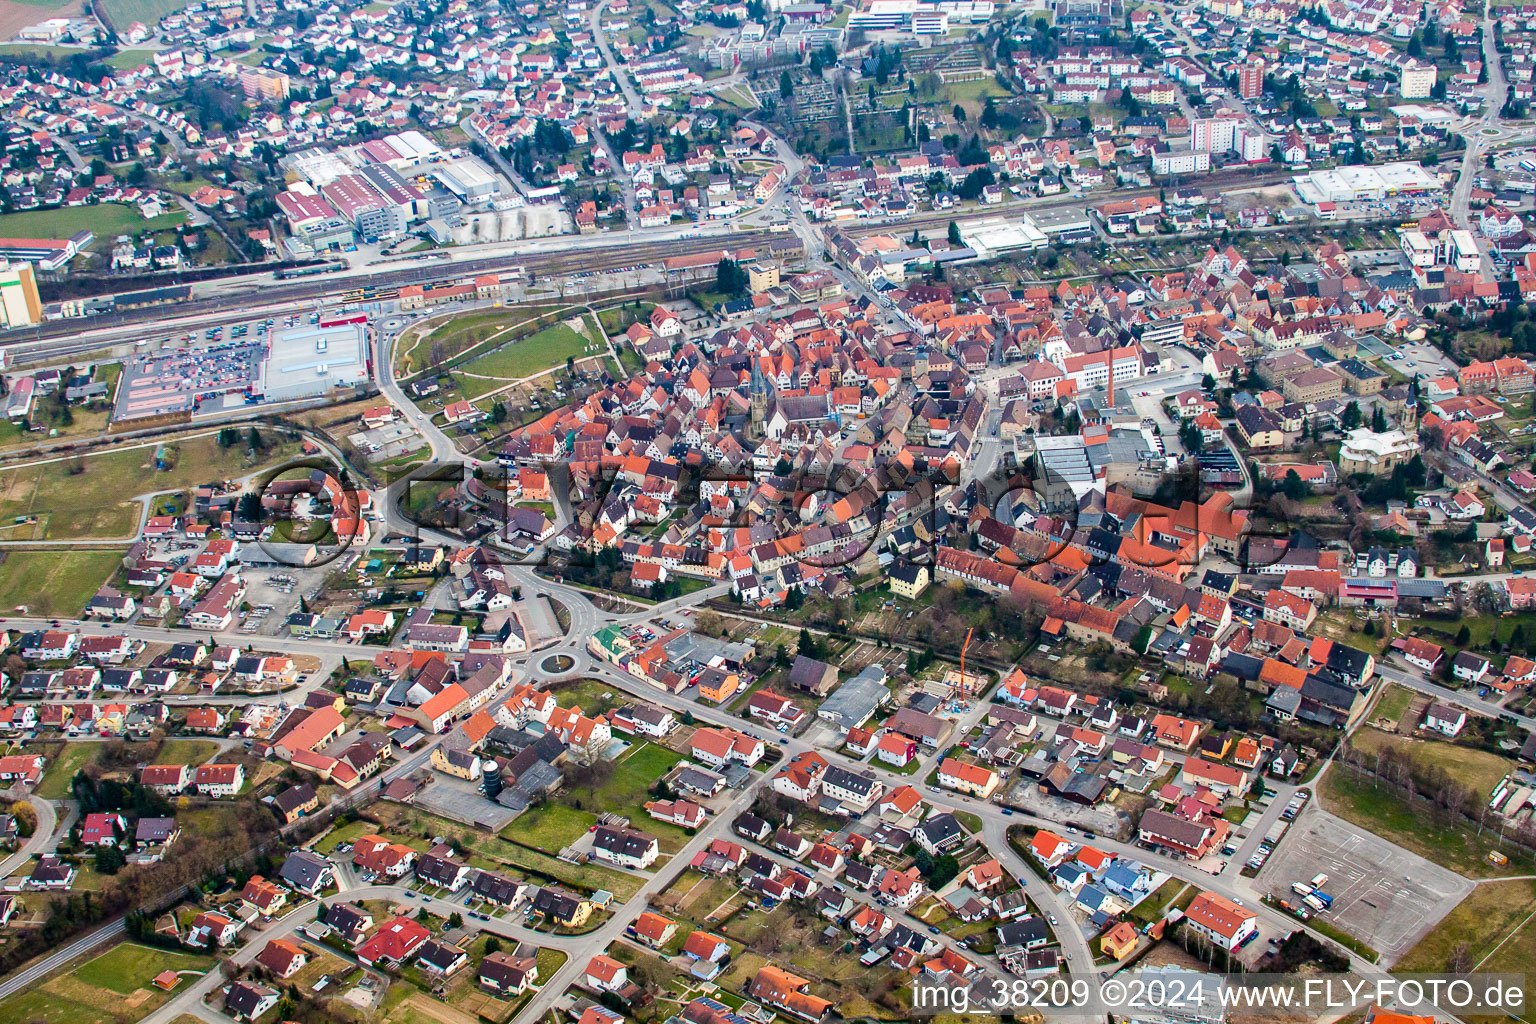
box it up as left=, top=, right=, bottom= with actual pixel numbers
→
left=0, top=918, right=126, bottom=1003
left=0, top=798, right=58, bottom=882
left=590, top=0, right=644, bottom=116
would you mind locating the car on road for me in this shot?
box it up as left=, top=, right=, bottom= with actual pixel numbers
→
left=1048, top=914, right=1058, bottom=925
left=928, top=925, right=939, bottom=934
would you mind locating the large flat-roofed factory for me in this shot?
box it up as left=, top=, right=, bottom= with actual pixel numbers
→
left=273, top=130, right=560, bottom=255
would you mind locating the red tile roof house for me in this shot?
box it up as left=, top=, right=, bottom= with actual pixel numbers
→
left=186, top=910, right=240, bottom=948
left=353, top=835, right=417, bottom=878
left=139, top=763, right=191, bottom=795
left=255, top=938, right=308, bottom=979
left=194, top=762, right=244, bottom=797
left=355, top=916, right=430, bottom=967
left=644, top=798, right=707, bottom=829
left=1183, top=891, right=1258, bottom=950
left=0, top=755, right=45, bottom=786
left=630, top=911, right=677, bottom=948
left=239, top=876, right=287, bottom=917
left=683, top=930, right=731, bottom=963
left=80, top=812, right=125, bottom=846
left=1029, top=829, right=1073, bottom=867
left=78, top=810, right=125, bottom=847
left=584, top=953, right=629, bottom=992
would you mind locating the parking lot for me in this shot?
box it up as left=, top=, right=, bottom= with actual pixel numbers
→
left=241, top=568, right=325, bottom=635
left=118, top=309, right=342, bottom=423
left=1257, top=803, right=1473, bottom=962
left=348, top=421, right=428, bottom=461
left=1379, top=341, right=1458, bottom=381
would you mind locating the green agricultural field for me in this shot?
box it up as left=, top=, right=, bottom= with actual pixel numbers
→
left=0, top=942, right=212, bottom=1024
left=0, top=432, right=297, bottom=540
left=0, top=204, right=185, bottom=245
left=0, top=549, right=126, bottom=621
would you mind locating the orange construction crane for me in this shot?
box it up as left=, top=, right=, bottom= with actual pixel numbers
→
left=959, top=627, right=975, bottom=696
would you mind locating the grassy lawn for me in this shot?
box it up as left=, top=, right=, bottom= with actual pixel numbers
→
left=0, top=390, right=116, bottom=449
left=1372, top=683, right=1415, bottom=725
left=377, top=804, right=643, bottom=901
left=105, top=49, right=155, bottom=69
left=0, top=44, right=90, bottom=60
left=394, top=305, right=566, bottom=377
left=313, top=818, right=377, bottom=855
left=36, top=742, right=102, bottom=798
left=457, top=323, right=597, bottom=383
left=0, top=432, right=297, bottom=540
left=1396, top=612, right=1536, bottom=657
left=1396, top=880, right=1536, bottom=1010
left=555, top=678, right=629, bottom=716
left=75, top=943, right=211, bottom=993
left=598, top=743, right=684, bottom=813
left=512, top=803, right=597, bottom=852
left=1308, top=918, right=1378, bottom=962
left=0, top=549, right=125, bottom=618
left=491, top=838, right=643, bottom=901
left=0, top=942, right=212, bottom=1024
left=555, top=741, right=690, bottom=853
left=1349, top=728, right=1512, bottom=802
left=597, top=302, right=655, bottom=338
left=1127, top=879, right=1188, bottom=924
left=1319, top=763, right=1535, bottom=879
left=944, top=75, right=1009, bottom=109
left=0, top=204, right=184, bottom=243
left=155, top=738, right=218, bottom=766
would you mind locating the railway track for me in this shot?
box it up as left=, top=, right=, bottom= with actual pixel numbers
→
left=3, top=231, right=794, bottom=359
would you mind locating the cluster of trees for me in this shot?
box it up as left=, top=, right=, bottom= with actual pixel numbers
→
left=217, top=426, right=267, bottom=451
left=808, top=42, right=839, bottom=75
left=1336, top=740, right=1487, bottom=831
left=504, top=119, right=575, bottom=185
left=910, top=847, right=958, bottom=887
left=11, top=796, right=283, bottom=980
left=716, top=257, right=751, bottom=297
left=71, top=771, right=173, bottom=819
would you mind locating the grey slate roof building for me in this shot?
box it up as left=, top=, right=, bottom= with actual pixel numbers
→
left=278, top=849, right=334, bottom=894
